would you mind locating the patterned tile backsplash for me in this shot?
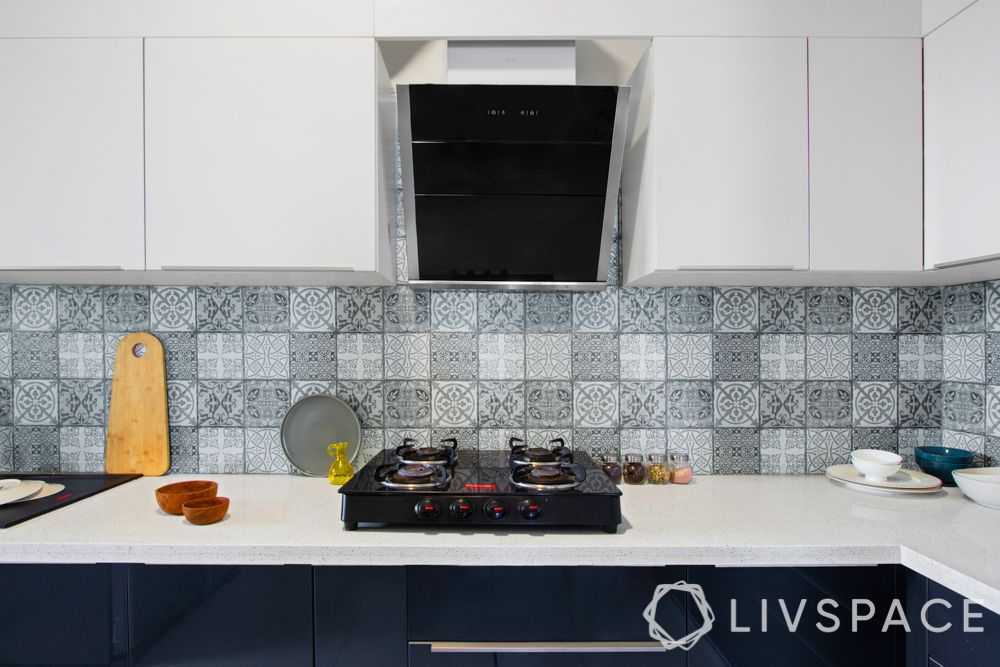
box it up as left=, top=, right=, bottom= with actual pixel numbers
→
left=1, top=280, right=975, bottom=476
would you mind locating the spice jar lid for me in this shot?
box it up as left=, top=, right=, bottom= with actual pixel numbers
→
left=668, top=451, right=690, bottom=464
left=601, top=453, right=620, bottom=463
left=646, top=453, right=667, bottom=463
left=623, top=453, right=644, bottom=463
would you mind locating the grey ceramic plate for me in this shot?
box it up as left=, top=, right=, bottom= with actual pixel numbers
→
left=280, top=395, right=361, bottom=477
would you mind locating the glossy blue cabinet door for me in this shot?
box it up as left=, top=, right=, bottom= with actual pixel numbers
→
left=0, top=564, right=126, bottom=666
left=925, top=580, right=1000, bottom=666
left=127, top=564, right=313, bottom=666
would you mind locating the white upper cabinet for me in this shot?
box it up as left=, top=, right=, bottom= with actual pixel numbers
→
left=925, top=0, right=1000, bottom=269
left=808, top=38, right=923, bottom=272
left=0, top=38, right=144, bottom=270
left=144, top=38, right=391, bottom=279
left=622, top=37, right=809, bottom=282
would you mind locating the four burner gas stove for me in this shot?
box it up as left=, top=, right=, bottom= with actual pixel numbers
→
left=339, top=438, right=622, bottom=533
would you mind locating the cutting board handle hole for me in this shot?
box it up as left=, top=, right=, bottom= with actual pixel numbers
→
left=132, top=343, right=147, bottom=358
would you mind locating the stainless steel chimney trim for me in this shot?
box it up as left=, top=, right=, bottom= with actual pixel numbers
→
left=396, top=85, right=421, bottom=283
left=595, top=86, right=631, bottom=284
left=405, top=279, right=606, bottom=292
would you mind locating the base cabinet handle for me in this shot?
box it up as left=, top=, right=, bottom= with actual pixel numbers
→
left=417, top=641, right=666, bottom=654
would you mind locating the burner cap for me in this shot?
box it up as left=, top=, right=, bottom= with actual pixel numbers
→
left=397, top=465, right=434, bottom=479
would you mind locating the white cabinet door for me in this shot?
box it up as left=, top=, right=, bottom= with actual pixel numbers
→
left=145, top=38, right=383, bottom=274
left=808, top=38, right=923, bottom=272
left=925, top=0, right=1000, bottom=269
left=0, top=39, right=144, bottom=270
left=652, top=37, right=809, bottom=271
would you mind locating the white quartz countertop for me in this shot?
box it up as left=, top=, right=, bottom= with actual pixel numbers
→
left=1, top=474, right=999, bottom=614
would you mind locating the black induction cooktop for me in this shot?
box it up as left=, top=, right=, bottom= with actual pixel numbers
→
left=0, top=473, right=141, bottom=528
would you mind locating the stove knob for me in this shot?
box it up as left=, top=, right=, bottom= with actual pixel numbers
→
left=449, top=499, right=475, bottom=519
left=484, top=500, right=507, bottom=520
left=414, top=499, right=441, bottom=520
left=518, top=499, right=543, bottom=520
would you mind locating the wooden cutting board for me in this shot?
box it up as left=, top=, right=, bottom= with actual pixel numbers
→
left=105, top=332, right=170, bottom=476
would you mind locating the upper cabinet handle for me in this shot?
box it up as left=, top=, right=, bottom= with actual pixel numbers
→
left=932, top=253, right=1000, bottom=270
left=0, top=265, right=124, bottom=271
left=159, top=266, right=356, bottom=272
left=675, top=265, right=798, bottom=271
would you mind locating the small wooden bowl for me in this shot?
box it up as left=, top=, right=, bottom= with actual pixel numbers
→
left=182, top=496, right=230, bottom=525
left=155, top=480, right=218, bottom=515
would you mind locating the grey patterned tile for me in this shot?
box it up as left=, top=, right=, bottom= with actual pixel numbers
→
left=243, top=333, right=289, bottom=379
left=713, top=428, right=760, bottom=474
left=899, top=381, right=942, bottom=428
left=243, top=286, right=289, bottom=332
left=103, top=332, right=127, bottom=378
left=573, top=381, right=619, bottom=427
left=287, top=333, right=336, bottom=381
left=197, top=380, right=244, bottom=427
left=245, top=380, right=291, bottom=427
left=0, top=285, right=10, bottom=330
left=714, top=381, right=759, bottom=427
left=359, top=428, right=387, bottom=466
left=618, top=333, right=666, bottom=381
left=942, top=382, right=986, bottom=434
left=525, top=381, right=573, bottom=427
left=853, top=287, right=897, bottom=333
left=337, top=380, right=384, bottom=428
left=619, top=381, right=666, bottom=428
left=385, top=428, right=430, bottom=449
left=899, top=334, right=943, bottom=380
left=477, top=292, right=525, bottom=332
left=806, top=428, right=852, bottom=473
left=59, top=379, right=103, bottom=426
left=713, top=287, right=758, bottom=332
left=384, top=286, right=429, bottom=333
left=618, top=288, right=665, bottom=333
left=198, top=427, right=245, bottom=473
left=431, top=333, right=477, bottom=381
left=899, top=287, right=942, bottom=334
left=943, top=283, right=986, bottom=333
left=806, top=334, right=851, bottom=380
left=666, top=334, right=711, bottom=380
left=852, top=427, right=898, bottom=452
left=667, top=381, right=714, bottom=428
left=103, top=286, right=149, bottom=331
left=0, top=332, right=9, bottom=379
left=713, top=333, right=759, bottom=381
left=290, top=380, right=336, bottom=402
left=289, top=287, right=336, bottom=332
left=760, top=381, right=806, bottom=428
left=432, top=428, right=478, bottom=452
left=12, top=286, right=57, bottom=331
left=988, top=280, right=1000, bottom=332
left=943, top=430, right=984, bottom=456
left=13, top=332, right=58, bottom=379
left=806, top=381, right=852, bottom=428
left=197, top=333, right=244, bottom=379
left=336, top=333, right=382, bottom=380
left=899, top=428, right=940, bottom=469
left=986, top=436, right=1000, bottom=467
left=385, top=333, right=430, bottom=380
left=336, top=287, right=383, bottom=332
left=526, top=429, right=571, bottom=448
left=943, top=333, right=985, bottom=382
left=759, top=287, right=806, bottom=333
left=852, top=334, right=899, bottom=381
left=806, top=287, right=852, bottom=333
left=160, top=332, right=198, bottom=380
left=668, top=428, right=713, bottom=474
left=573, top=289, right=618, bottom=332
left=384, top=381, right=431, bottom=427
left=59, top=426, right=104, bottom=472
left=0, top=381, right=11, bottom=426
left=197, top=286, right=243, bottom=331
left=525, top=293, right=572, bottom=332
left=432, top=381, right=477, bottom=427
left=989, top=333, right=1000, bottom=385
left=13, top=379, right=58, bottom=425
left=573, top=428, right=620, bottom=460
left=478, top=381, right=525, bottom=428
left=431, top=291, right=476, bottom=332
left=479, top=333, right=525, bottom=380
left=13, top=426, right=59, bottom=472
left=246, top=428, right=292, bottom=473
left=168, top=427, right=198, bottom=473
left=760, top=429, right=805, bottom=474
left=525, top=334, right=572, bottom=380
left=620, top=429, right=666, bottom=457
left=572, top=333, right=619, bottom=381
left=150, top=286, right=196, bottom=331
left=760, top=334, right=805, bottom=380
left=57, top=286, right=103, bottom=331
left=853, top=382, right=897, bottom=427
left=167, top=380, right=197, bottom=426
left=480, top=428, right=525, bottom=451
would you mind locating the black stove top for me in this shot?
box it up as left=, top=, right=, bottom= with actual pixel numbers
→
left=339, top=449, right=621, bottom=533
left=0, top=473, right=141, bottom=529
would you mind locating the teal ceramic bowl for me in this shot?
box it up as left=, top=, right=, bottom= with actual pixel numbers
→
left=915, top=447, right=974, bottom=487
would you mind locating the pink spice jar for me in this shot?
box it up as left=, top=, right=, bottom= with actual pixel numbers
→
left=669, top=451, right=694, bottom=484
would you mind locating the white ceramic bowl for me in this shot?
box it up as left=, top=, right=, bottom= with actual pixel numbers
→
left=953, top=468, right=1000, bottom=510
left=851, top=449, right=903, bottom=482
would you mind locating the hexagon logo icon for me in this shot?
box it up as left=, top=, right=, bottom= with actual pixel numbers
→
left=643, top=581, right=715, bottom=651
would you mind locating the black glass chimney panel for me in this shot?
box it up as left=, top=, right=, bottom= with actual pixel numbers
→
left=414, top=195, right=606, bottom=282
left=407, top=85, right=618, bottom=143
left=412, top=142, right=612, bottom=196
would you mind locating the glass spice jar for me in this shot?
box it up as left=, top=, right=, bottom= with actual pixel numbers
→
left=623, top=454, right=646, bottom=484
left=646, top=453, right=671, bottom=484
left=669, top=451, right=694, bottom=484
left=600, top=454, right=622, bottom=484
